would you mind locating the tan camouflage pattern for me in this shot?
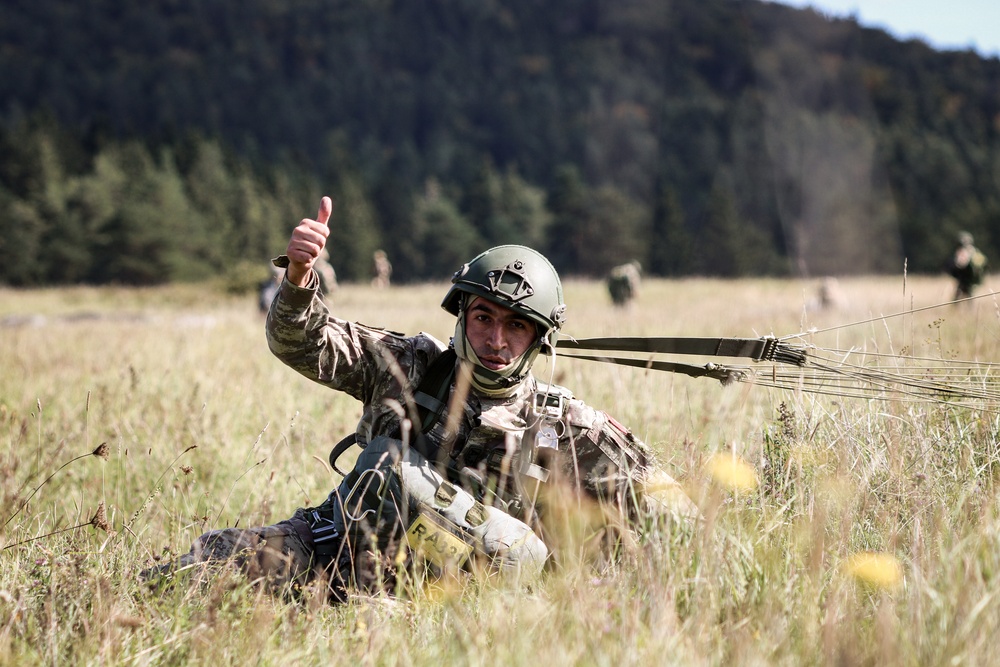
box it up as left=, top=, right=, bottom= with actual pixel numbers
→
left=265, top=270, right=653, bottom=517
left=265, top=268, right=447, bottom=448
left=151, top=264, right=692, bottom=586
left=143, top=512, right=324, bottom=596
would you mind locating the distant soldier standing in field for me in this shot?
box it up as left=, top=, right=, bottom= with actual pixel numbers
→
left=805, top=276, right=848, bottom=312
left=371, top=249, right=392, bottom=288
left=258, top=264, right=284, bottom=315
left=144, top=196, right=694, bottom=601
left=946, top=231, right=987, bottom=302
left=607, top=261, right=641, bottom=307
left=314, top=248, right=338, bottom=297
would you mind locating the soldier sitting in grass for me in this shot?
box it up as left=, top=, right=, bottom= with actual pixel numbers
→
left=144, top=196, right=695, bottom=601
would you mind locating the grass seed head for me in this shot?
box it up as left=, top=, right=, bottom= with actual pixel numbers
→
left=90, top=501, right=112, bottom=533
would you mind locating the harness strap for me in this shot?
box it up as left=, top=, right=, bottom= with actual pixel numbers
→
left=413, top=348, right=458, bottom=433
left=329, top=348, right=459, bottom=475
left=557, top=335, right=807, bottom=366
left=328, top=433, right=359, bottom=476
left=560, top=353, right=751, bottom=385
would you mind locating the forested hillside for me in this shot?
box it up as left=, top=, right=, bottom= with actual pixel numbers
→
left=2, top=0, right=998, bottom=284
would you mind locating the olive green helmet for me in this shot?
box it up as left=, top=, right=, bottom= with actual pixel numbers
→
left=442, top=245, right=567, bottom=346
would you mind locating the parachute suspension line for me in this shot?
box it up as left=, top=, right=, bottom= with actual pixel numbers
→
left=522, top=334, right=566, bottom=433
left=561, top=349, right=1000, bottom=408
left=780, top=347, right=1000, bottom=399
left=739, top=369, right=1000, bottom=412
left=555, top=291, right=1000, bottom=407
left=779, top=290, right=999, bottom=340
left=729, top=290, right=998, bottom=406
left=744, top=361, right=1000, bottom=400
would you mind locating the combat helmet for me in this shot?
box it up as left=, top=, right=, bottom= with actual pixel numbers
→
left=442, top=245, right=567, bottom=349
left=442, top=245, right=567, bottom=396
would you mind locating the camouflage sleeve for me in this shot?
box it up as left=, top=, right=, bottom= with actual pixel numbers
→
left=264, top=259, right=427, bottom=405
left=554, top=398, right=651, bottom=514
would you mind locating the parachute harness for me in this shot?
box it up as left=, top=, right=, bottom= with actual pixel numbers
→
left=556, top=292, right=1000, bottom=411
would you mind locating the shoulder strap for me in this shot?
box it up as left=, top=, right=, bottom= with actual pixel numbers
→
left=412, top=348, right=458, bottom=432
left=329, top=348, right=458, bottom=475
left=328, top=433, right=359, bottom=476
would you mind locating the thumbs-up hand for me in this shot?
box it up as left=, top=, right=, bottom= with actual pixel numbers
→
left=285, top=197, right=332, bottom=287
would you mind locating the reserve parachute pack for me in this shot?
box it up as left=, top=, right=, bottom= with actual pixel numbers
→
left=323, top=347, right=584, bottom=571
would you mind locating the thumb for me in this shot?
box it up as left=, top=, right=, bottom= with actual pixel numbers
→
left=317, top=196, right=333, bottom=227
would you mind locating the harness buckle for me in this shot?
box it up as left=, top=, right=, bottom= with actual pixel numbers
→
left=752, top=336, right=779, bottom=362
left=342, top=468, right=387, bottom=522
left=532, top=390, right=565, bottom=419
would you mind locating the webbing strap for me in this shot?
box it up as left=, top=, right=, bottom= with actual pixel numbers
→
left=557, top=335, right=807, bottom=366
left=329, top=348, right=459, bottom=476
left=563, top=353, right=750, bottom=385
left=413, top=348, right=458, bottom=432
left=329, top=433, right=359, bottom=476
left=413, top=391, right=445, bottom=414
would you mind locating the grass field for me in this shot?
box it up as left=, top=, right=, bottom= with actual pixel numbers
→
left=2, top=273, right=1000, bottom=665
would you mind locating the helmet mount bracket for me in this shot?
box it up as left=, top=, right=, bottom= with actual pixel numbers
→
left=486, top=261, right=534, bottom=303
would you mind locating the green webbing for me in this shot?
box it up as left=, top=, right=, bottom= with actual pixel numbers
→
left=557, top=335, right=807, bottom=366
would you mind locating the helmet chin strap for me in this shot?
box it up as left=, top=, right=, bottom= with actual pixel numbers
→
left=452, top=307, right=540, bottom=398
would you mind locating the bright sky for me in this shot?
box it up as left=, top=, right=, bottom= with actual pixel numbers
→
left=775, top=0, right=1000, bottom=57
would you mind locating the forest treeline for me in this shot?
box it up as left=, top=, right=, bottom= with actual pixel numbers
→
left=2, top=0, right=999, bottom=285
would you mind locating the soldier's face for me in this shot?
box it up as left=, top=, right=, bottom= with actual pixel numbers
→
left=464, top=297, right=537, bottom=370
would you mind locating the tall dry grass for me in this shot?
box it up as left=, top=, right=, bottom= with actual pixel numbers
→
left=1, top=273, right=999, bottom=665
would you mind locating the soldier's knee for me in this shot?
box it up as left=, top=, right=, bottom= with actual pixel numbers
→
left=479, top=511, right=548, bottom=576
left=640, top=469, right=701, bottom=522
left=247, top=535, right=294, bottom=581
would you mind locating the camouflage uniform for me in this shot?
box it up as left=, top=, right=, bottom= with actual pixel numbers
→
left=607, top=261, right=641, bottom=307
left=947, top=232, right=987, bottom=301
left=154, top=259, right=687, bottom=598
left=371, top=249, right=392, bottom=288
left=257, top=265, right=284, bottom=314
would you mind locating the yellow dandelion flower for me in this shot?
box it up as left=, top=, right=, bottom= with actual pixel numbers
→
left=845, top=551, right=903, bottom=590
left=706, top=454, right=758, bottom=492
